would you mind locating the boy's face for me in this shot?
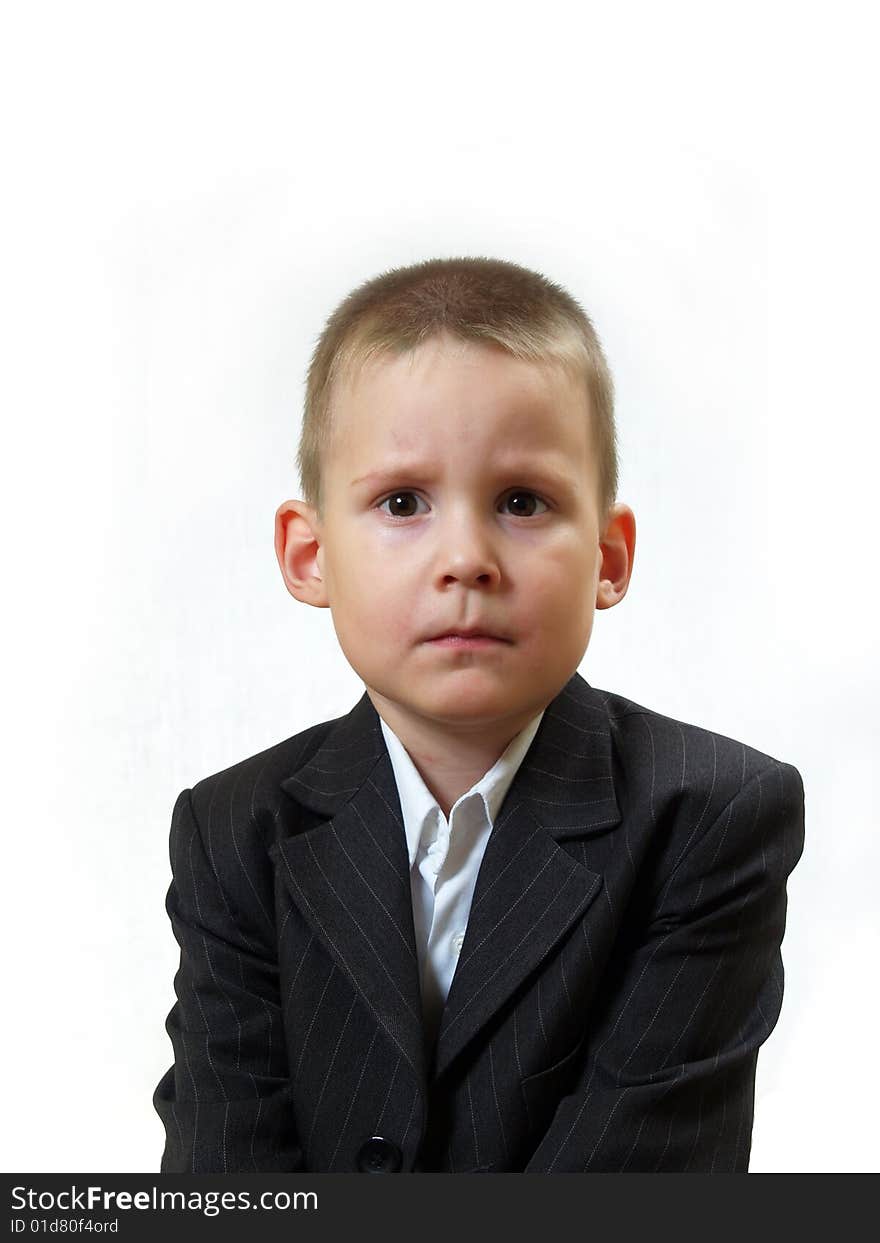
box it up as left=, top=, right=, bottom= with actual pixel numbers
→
left=277, top=332, right=634, bottom=736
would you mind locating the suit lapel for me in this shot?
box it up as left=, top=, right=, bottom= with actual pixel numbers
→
left=275, top=671, right=621, bottom=1089
left=433, top=672, right=620, bottom=1077
left=277, top=693, right=427, bottom=1086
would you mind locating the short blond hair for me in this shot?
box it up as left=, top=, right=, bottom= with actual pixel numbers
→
left=297, top=255, right=618, bottom=522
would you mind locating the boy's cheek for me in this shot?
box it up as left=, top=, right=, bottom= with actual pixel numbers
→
left=523, top=554, right=590, bottom=603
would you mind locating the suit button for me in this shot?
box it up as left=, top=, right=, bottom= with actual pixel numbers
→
left=357, top=1136, right=402, bottom=1173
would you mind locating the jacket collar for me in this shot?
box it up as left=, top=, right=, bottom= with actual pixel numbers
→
left=276, top=670, right=620, bottom=1087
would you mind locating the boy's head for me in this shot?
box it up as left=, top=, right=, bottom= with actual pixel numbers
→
left=276, top=256, right=635, bottom=737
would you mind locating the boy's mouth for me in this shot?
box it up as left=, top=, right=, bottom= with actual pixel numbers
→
left=424, top=626, right=512, bottom=646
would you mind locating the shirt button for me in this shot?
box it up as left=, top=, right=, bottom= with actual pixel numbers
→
left=452, top=932, right=465, bottom=956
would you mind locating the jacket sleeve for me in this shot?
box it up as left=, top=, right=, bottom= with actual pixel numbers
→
left=153, top=787, right=304, bottom=1172
left=524, top=759, right=805, bottom=1172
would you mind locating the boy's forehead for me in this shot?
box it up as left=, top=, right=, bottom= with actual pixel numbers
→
left=329, top=337, right=591, bottom=462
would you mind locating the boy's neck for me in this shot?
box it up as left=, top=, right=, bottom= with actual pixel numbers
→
left=367, top=689, right=544, bottom=820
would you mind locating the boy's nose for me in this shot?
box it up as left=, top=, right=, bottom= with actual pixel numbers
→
left=433, top=515, right=502, bottom=588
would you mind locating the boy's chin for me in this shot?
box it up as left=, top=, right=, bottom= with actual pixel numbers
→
left=404, top=679, right=536, bottom=727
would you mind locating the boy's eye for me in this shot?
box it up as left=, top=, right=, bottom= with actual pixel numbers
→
left=503, top=490, right=549, bottom=517
left=376, top=490, right=549, bottom=519
left=378, top=491, right=429, bottom=519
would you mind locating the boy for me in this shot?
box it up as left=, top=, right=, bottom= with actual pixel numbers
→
left=153, top=256, right=805, bottom=1173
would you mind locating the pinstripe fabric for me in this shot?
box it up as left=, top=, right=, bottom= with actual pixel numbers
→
left=153, top=671, right=805, bottom=1172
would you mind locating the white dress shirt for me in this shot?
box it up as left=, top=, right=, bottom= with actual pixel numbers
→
left=379, top=708, right=545, bottom=1050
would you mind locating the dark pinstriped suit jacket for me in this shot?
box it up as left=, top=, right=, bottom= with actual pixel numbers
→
left=153, top=670, right=805, bottom=1173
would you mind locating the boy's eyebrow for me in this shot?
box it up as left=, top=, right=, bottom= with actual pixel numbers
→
left=350, top=457, right=576, bottom=489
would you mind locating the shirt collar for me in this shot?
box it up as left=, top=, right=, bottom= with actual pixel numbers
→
left=379, top=708, right=546, bottom=869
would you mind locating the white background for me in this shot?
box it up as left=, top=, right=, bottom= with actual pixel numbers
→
left=1, top=1, right=877, bottom=1173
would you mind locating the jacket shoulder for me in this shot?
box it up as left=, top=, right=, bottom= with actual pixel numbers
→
left=177, top=710, right=348, bottom=867
left=588, top=684, right=805, bottom=894
left=591, top=683, right=803, bottom=817
left=164, top=711, right=351, bottom=935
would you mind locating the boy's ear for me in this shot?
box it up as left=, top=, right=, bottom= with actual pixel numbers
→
left=596, top=503, right=636, bottom=610
left=274, top=500, right=330, bottom=608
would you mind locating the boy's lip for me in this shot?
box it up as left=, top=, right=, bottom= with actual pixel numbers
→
left=424, top=626, right=511, bottom=642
